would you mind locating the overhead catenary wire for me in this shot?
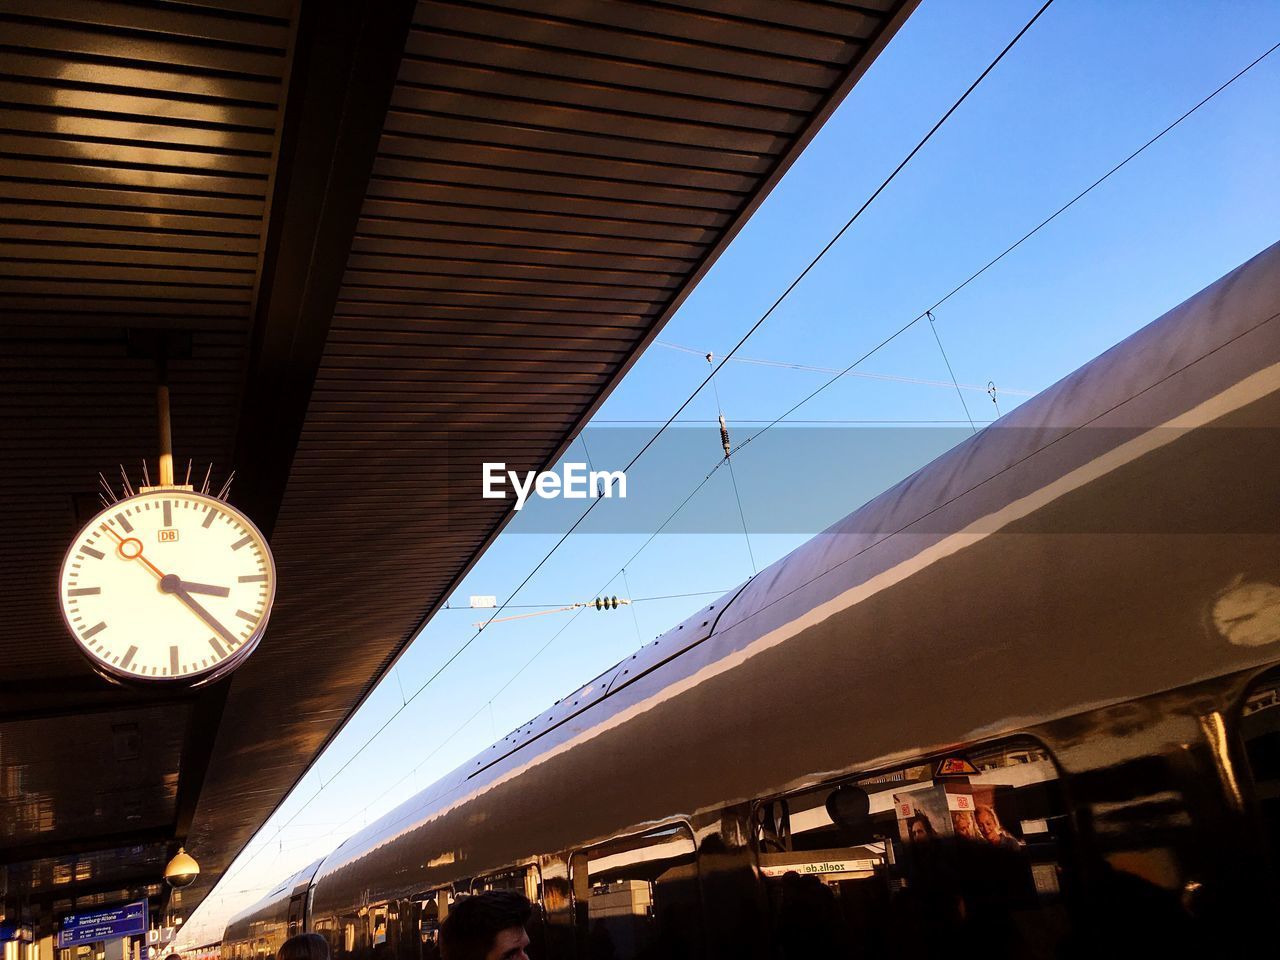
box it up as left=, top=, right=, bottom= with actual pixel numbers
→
left=654, top=340, right=1036, bottom=397
left=596, top=418, right=998, bottom=424
left=443, top=589, right=732, bottom=610
left=206, top=2, right=1061, bottom=897
left=715, top=34, right=1280, bottom=470
left=708, top=351, right=757, bottom=574
left=988, top=382, right=1003, bottom=418
left=925, top=310, right=977, bottom=433
left=607, top=0, right=1056, bottom=487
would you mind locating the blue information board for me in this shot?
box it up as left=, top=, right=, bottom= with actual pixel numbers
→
left=57, top=900, right=148, bottom=948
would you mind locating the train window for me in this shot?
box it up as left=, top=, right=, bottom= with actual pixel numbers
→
left=418, top=890, right=453, bottom=959
left=571, top=824, right=703, bottom=959
left=363, top=900, right=421, bottom=960
left=753, top=738, right=1075, bottom=958
left=469, top=863, right=542, bottom=902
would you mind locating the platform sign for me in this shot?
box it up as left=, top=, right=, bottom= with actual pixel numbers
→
left=57, top=900, right=148, bottom=948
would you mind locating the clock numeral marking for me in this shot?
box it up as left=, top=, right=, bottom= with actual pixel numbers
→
left=238, top=574, right=267, bottom=583
left=170, top=646, right=179, bottom=676
left=68, top=587, right=100, bottom=597
left=115, top=513, right=133, bottom=533
left=163, top=501, right=172, bottom=527
left=202, top=507, right=217, bottom=529
left=209, top=636, right=226, bottom=658
left=82, top=621, right=106, bottom=640
left=82, top=545, right=104, bottom=560
left=231, top=534, right=253, bottom=551
left=235, top=609, right=258, bottom=623
left=119, top=646, right=138, bottom=670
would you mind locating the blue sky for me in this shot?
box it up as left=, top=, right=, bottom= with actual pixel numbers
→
left=178, top=0, right=1280, bottom=943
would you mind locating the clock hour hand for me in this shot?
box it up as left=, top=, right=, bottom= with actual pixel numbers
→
left=175, top=579, right=230, bottom=598
left=159, top=574, right=239, bottom=646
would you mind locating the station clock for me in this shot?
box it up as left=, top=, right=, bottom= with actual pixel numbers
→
left=58, top=490, right=276, bottom=685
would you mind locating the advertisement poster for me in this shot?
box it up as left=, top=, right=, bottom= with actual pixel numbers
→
left=895, top=784, right=1023, bottom=851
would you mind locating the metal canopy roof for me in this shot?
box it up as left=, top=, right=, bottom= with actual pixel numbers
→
left=0, top=0, right=917, bottom=930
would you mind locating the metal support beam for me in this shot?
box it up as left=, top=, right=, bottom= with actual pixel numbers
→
left=163, top=0, right=417, bottom=917
left=233, top=0, right=419, bottom=539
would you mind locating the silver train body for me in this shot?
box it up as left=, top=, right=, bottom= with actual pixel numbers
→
left=224, top=240, right=1280, bottom=958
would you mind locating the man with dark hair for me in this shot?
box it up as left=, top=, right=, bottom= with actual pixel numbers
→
left=439, top=891, right=532, bottom=960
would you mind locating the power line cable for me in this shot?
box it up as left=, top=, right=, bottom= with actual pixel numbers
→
left=439, top=589, right=732, bottom=610
left=607, top=0, right=1056, bottom=481
left=925, top=310, right=977, bottom=432
left=722, top=35, right=1280, bottom=465
left=654, top=340, right=1036, bottom=396
left=707, top=352, right=757, bottom=574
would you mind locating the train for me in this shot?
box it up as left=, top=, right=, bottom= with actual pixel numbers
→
left=221, top=239, right=1280, bottom=958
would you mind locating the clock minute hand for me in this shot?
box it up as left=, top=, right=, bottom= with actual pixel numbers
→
left=159, top=574, right=239, bottom=647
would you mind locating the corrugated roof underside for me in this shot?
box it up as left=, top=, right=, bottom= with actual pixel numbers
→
left=272, top=0, right=903, bottom=665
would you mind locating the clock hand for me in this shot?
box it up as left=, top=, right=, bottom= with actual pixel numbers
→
left=159, top=575, right=240, bottom=647
left=175, top=580, right=231, bottom=598
left=101, top=525, right=165, bottom=579
left=101, top=526, right=231, bottom=598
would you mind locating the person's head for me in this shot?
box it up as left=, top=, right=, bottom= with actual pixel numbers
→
left=976, top=806, right=1002, bottom=841
left=277, top=934, right=330, bottom=960
left=439, top=891, right=532, bottom=960
left=907, top=812, right=935, bottom=843
left=953, top=810, right=981, bottom=840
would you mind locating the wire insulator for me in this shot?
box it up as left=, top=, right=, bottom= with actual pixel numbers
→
left=718, top=412, right=732, bottom=459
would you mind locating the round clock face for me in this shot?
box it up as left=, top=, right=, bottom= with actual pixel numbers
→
left=58, top=490, right=276, bottom=684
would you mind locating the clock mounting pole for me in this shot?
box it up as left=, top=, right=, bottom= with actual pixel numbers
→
left=156, top=350, right=174, bottom=487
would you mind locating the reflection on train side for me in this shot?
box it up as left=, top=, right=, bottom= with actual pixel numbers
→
left=418, top=867, right=544, bottom=959
left=751, top=739, right=1070, bottom=958
left=572, top=826, right=701, bottom=958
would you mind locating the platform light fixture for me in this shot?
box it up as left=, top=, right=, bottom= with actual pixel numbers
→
left=164, top=849, right=199, bottom=889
